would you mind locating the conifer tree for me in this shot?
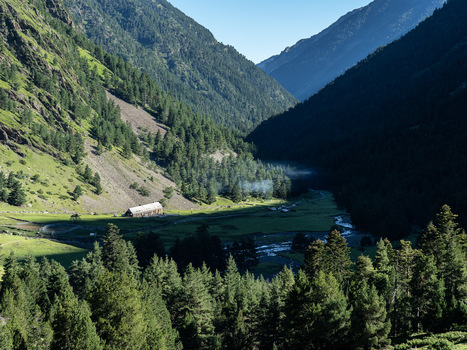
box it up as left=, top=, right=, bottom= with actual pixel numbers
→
left=87, top=270, right=147, bottom=350
left=410, top=254, right=445, bottom=332
left=101, top=223, right=140, bottom=278
left=144, top=255, right=183, bottom=322
left=140, top=280, right=181, bottom=350
left=7, top=180, right=26, bottom=206
left=50, top=290, right=102, bottom=350
left=326, top=229, right=352, bottom=282
left=284, top=270, right=350, bottom=349
left=304, top=239, right=327, bottom=278
left=72, top=185, right=83, bottom=200
left=350, top=281, right=391, bottom=350
left=178, top=265, right=217, bottom=349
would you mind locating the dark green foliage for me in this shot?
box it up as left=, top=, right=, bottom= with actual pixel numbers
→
left=137, top=186, right=150, bottom=197
left=163, top=186, right=174, bottom=199
left=87, top=270, right=147, bottom=350
left=72, top=185, right=83, bottom=200
left=349, top=281, right=391, bottom=349
left=50, top=290, right=103, bottom=350
left=133, top=231, right=166, bottom=268
left=249, top=0, right=467, bottom=238
left=170, top=225, right=226, bottom=272
left=283, top=270, right=351, bottom=349
left=291, top=232, right=310, bottom=251
left=0, top=172, right=27, bottom=206
left=101, top=223, right=140, bottom=277
left=228, top=238, right=259, bottom=271
left=0, top=207, right=467, bottom=348
left=7, top=178, right=26, bottom=206
left=63, top=0, right=296, bottom=135
left=304, top=229, right=352, bottom=283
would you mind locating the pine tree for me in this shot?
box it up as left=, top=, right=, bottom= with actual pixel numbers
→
left=304, top=239, right=327, bottom=278
left=350, top=281, right=391, bottom=349
left=101, top=223, right=140, bottom=278
left=410, top=254, right=445, bottom=332
left=7, top=180, right=26, bottom=206
left=83, top=165, right=93, bottom=183
left=393, top=240, right=419, bottom=336
left=418, top=205, right=467, bottom=325
left=284, top=270, right=350, bottom=349
left=178, top=265, right=216, bottom=349
left=87, top=270, right=147, bottom=350
left=144, top=255, right=183, bottom=323
left=140, top=280, right=181, bottom=350
left=50, top=290, right=103, bottom=350
left=326, top=229, right=352, bottom=283
left=72, top=185, right=83, bottom=200
left=122, top=140, right=132, bottom=159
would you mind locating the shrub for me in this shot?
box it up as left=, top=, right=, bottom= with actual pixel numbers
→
left=428, top=339, right=455, bottom=350
left=138, top=186, right=150, bottom=197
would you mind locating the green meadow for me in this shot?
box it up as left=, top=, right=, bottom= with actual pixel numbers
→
left=0, top=190, right=344, bottom=273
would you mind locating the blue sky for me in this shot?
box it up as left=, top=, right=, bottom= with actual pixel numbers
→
left=167, top=0, right=372, bottom=63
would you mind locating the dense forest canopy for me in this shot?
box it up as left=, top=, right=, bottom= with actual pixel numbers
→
left=249, top=0, right=467, bottom=238
left=0, top=205, right=466, bottom=349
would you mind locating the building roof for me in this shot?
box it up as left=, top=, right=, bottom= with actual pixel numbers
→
left=127, top=202, right=163, bottom=215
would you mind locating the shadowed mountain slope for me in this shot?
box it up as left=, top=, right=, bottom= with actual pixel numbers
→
left=249, top=0, right=467, bottom=237
left=258, top=0, right=445, bottom=101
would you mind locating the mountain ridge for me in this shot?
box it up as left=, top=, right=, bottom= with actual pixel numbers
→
left=249, top=0, right=467, bottom=237
left=62, top=0, right=297, bottom=134
left=259, top=0, right=445, bottom=101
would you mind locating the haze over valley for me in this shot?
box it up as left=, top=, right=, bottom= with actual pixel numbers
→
left=0, top=0, right=466, bottom=348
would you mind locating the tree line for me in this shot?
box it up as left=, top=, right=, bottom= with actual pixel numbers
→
left=0, top=0, right=291, bottom=207
left=248, top=0, right=467, bottom=238
left=62, top=0, right=296, bottom=134
left=0, top=205, right=465, bottom=349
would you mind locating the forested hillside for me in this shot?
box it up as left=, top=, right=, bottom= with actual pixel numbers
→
left=61, top=0, right=297, bottom=134
left=1, top=205, right=466, bottom=349
left=0, top=0, right=290, bottom=213
left=258, top=0, right=445, bottom=100
left=249, top=0, right=467, bottom=238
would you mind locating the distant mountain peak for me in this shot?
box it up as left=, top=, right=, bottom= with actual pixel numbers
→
left=259, top=0, right=446, bottom=101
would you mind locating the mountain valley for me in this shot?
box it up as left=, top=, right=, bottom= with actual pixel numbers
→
left=0, top=0, right=466, bottom=348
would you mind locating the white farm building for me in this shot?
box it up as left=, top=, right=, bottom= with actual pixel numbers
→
left=125, top=202, right=163, bottom=217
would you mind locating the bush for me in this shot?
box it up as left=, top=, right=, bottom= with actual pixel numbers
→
left=138, top=186, right=150, bottom=197
left=428, top=339, right=455, bottom=350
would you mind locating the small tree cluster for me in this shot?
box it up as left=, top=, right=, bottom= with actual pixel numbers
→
left=0, top=171, right=27, bottom=206
left=80, top=165, right=103, bottom=195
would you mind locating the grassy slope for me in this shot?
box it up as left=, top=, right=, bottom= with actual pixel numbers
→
left=0, top=234, right=88, bottom=269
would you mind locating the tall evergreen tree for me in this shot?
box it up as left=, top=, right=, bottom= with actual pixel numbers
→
left=410, top=254, right=445, bottom=332
left=349, top=281, right=391, bottom=350
left=50, top=290, right=102, bottom=350
left=87, top=270, right=147, bottom=350
left=284, top=270, right=350, bottom=350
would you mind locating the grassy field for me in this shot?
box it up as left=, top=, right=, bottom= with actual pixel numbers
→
left=0, top=144, right=97, bottom=213
left=0, top=189, right=343, bottom=273
left=0, top=188, right=424, bottom=276
left=0, top=234, right=88, bottom=269
left=1, top=189, right=342, bottom=243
